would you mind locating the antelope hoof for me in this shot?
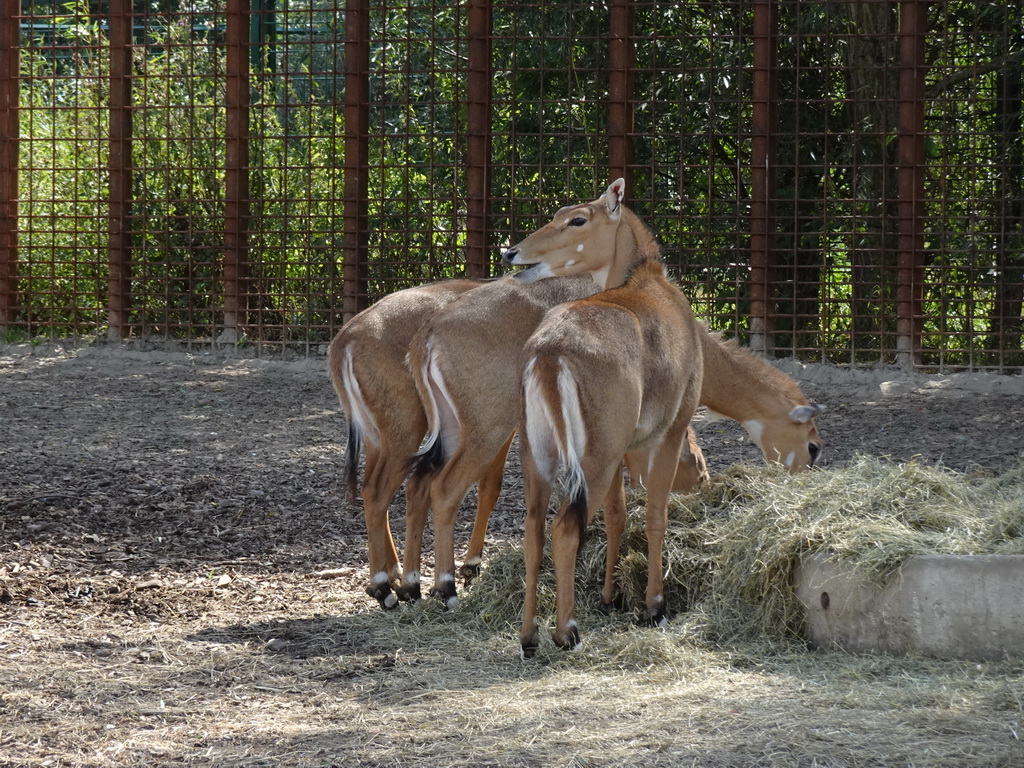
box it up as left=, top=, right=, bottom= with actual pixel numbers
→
left=429, top=576, right=458, bottom=610
left=459, top=558, right=482, bottom=585
left=395, top=582, right=421, bottom=603
left=598, top=592, right=625, bottom=615
left=641, top=596, right=669, bottom=629
left=553, top=622, right=582, bottom=652
left=519, top=629, right=541, bottom=660
left=365, top=581, right=399, bottom=611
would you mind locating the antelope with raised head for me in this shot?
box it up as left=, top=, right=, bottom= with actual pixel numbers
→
left=403, top=179, right=709, bottom=609
left=327, top=279, right=490, bottom=608
left=518, top=256, right=704, bottom=656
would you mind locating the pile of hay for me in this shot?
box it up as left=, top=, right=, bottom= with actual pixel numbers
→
left=462, top=454, right=1024, bottom=646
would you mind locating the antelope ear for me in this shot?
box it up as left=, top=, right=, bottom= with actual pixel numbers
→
left=603, top=178, right=625, bottom=220
left=789, top=403, right=827, bottom=424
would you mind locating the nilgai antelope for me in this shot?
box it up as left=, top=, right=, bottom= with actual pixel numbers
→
left=406, top=179, right=708, bottom=608
left=330, top=180, right=706, bottom=610
left=327, top=279, right=487, bottom=608
left=624, top=329, right=826, bottom=487
left=700, top=332, right=825, bottom=468
left=518, top=257, right=704, bottom=657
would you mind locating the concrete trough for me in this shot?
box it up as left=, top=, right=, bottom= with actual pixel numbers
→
left=795, top=552, right=1024, bottom=661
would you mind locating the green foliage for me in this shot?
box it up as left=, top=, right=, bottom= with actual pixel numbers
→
left=18, top=2, right=109, bottom=335
left=11, top=0, right=1024, bottom=367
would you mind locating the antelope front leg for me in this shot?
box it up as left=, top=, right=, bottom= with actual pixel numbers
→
left=642, top=497, right=670, bottom=628
left=599, top=464, right=627, bottom=612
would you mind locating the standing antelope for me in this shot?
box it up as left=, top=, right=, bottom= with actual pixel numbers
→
left=327, top=279, right=488, bottom=608
left=406, top=179, right=699, bottom=608
left=519, top=257, right=704, bottom=656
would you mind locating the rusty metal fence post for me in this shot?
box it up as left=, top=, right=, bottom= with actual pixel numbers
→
left=465, top=0, right=492, bottom=278
left=343, top=0, right=370, bottom=321
left=224, top=0, right=251, bottom=342
left=749, top=0, right=778, bottom=354
left=897, top=0, right=928, bottom=368
left=607, top=0, right=635, bottom=196
left=0, top=0, right=18, bottom=334
left=107, top=0, right=133, bottom=340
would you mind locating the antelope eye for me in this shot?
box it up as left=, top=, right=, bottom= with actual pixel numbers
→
left=568, top=216, right=587, bottom=227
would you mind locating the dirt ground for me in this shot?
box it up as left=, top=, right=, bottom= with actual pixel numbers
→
left=2, top=342, right=1023, bottom=767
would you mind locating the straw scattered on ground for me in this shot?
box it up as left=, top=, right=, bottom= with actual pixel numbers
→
left=3, top=346, right=1023, bottom=767
left=465, top=455, right=1024, bottom=651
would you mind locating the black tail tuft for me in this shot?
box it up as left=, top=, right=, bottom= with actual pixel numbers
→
left=411, top=436, right=445, bottom=478
left=566, top=483, right=589, bottom=550
left=344, top=423, right=361, bottom=504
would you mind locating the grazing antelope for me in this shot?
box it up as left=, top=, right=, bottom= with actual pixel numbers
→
left=518, top=257, right=704, bottom=656
left=327, top=278, right=487, bottom=608
left=700, top=331, right=825, bottom=468
left=406, top=179, right=688, bottom=608
left=624, top=329, right=826, bottom=487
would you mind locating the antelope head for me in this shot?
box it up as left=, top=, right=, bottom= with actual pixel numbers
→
left=742, top=403, right=827, bottom=472
left=503, top=178, right=628, bottom=289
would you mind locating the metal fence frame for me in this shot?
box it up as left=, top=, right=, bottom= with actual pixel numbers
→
left=1, top=0, right=1021, bottom=371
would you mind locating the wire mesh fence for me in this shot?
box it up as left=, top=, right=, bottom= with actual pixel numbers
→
left=1, top=0, right=1022, bottom=371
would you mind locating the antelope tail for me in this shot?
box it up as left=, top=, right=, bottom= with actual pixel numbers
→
left=344, top=422, right=361, bottom=503
left=337, top=347, right=379, bottom=503
left=412, top=433, right=445, bottom=477
left=523, top=356, right=589, bottom=544
left=411, top=341, right=459, bottom=478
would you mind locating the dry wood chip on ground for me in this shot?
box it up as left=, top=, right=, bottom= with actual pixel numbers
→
left=2, top=344, right=1023, bottom=767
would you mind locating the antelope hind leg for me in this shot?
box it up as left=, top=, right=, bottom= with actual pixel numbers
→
left=459, top=433, right=514, bottom=584
left=395, top=470, right=432, bottom=603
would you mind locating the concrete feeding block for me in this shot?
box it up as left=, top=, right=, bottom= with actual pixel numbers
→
left=795, top=552, right=1024, bottom=660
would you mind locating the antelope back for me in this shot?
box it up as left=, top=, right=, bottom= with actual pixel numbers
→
left=522, top=259, right=705, bottom=485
